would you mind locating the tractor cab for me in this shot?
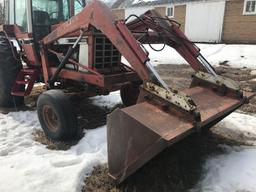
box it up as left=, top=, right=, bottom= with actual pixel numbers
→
left=4, top=0, right=86, bottom=65
left=5, top=0, right=86, bottom=39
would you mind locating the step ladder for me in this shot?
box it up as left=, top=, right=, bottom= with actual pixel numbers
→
left=11, top=69, right=38, bottom=97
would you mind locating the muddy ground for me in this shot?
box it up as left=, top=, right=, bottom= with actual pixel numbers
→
left=83, top=64, right=256, bottom=192
left=16, top=64, right=256, bottom=191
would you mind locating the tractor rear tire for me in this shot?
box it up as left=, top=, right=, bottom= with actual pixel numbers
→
left=0, top=33, right=24, bottom=107
left=37, top=90, right=79, bottom=141
left=120, top=82, right=141, bottom=107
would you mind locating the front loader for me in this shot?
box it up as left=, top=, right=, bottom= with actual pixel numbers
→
left=0, top=0, right=254, bottom=183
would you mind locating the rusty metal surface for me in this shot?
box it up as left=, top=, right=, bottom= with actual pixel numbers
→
left=107, top=85, right=255, bottom=183
left=121, top=102, right=194, bottom=141
left=185, top=87, right=254, bottom=128
left=107, top=107, right=170, bottom=182
left=107, top=101, right=194, bottom=183
left=184, top=87, right=241, bottom=122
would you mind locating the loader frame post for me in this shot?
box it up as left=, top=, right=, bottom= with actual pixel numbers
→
left=49, top=30, right=85, bottom=85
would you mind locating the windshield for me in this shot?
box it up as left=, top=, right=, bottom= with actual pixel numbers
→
left=32, top=0, right=70, bottom=25
left=74, top=0, right=86, bottom=15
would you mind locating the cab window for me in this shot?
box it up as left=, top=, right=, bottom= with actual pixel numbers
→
left=74, top=0, right=85, bottom=15
left=32, top=0, right=70, bottom=25
left=15, top=1, right=27, bottom=32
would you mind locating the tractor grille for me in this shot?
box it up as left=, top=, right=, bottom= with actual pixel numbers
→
left=94, top=37, right=121, bottom=69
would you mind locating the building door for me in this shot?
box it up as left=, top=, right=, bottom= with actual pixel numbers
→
left=185, top=1, right=226, bottom=43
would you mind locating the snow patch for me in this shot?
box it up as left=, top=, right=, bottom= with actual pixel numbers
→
left=92, top=91, right=121, bottom=108
left=0, top=92, right=122, bottom=192
left=2, top=109, right=256, bottom=191
left=141, top=44, right=256, bottom=68
left=191, top=113, right=256, bottom=191
left=193, top=146, right=256, bottom=192
left=212, top=112, right=256, bottom=145
left=0, top=110, right=107, bottom=192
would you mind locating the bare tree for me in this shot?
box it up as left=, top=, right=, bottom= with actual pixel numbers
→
left=0, top=3, right=5, bottom=24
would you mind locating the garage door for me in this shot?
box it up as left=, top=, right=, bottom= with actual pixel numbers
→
left=185, top=1, right=226, bottom=43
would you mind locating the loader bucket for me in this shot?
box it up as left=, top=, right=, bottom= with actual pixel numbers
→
left=107, top=84, right=254, bottom=183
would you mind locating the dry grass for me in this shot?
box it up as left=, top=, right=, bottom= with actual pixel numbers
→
left=33, top=130, right=79, bottom=151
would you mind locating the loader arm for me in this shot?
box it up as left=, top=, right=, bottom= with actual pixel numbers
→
left=41, top=0, right=211, bottom=91
left=125, top=10, right=213, bottom=73
left=42, top=0, right=152, bottom=83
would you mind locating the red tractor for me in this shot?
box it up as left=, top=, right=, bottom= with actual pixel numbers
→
left=1, top=0, right=254, bottom=183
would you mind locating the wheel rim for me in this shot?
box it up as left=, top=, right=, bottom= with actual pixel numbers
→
left=42, top=105, right=59, bottom=133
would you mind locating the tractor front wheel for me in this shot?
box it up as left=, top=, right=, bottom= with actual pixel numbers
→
left=37, top=90, right=79, bottom=141
left=120, top=82, right=141, bottom=107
